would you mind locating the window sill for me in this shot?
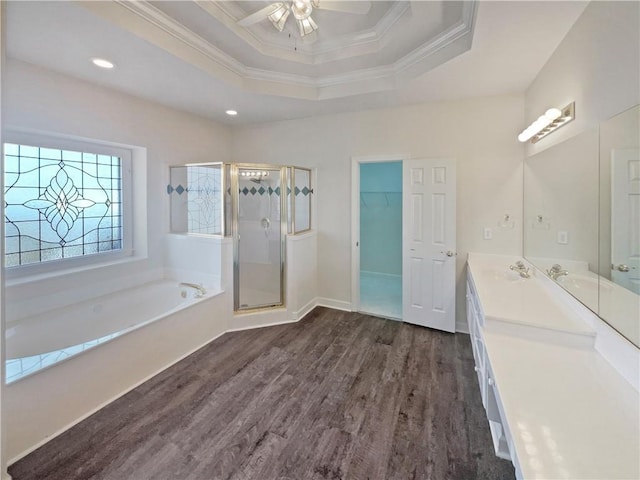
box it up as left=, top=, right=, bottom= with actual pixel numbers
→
left=5, top=251, right=146, bottom=288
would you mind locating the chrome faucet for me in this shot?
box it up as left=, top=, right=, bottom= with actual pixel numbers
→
left=509, top=260, right=530, bottom=278
left=546, top=264, right=569, bottom=280
left=179, top=282, right=207, bottom=298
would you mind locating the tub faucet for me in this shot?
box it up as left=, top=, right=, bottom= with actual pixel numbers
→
left=509, top=261, right=530, bottom=278
left=179, top=282, right=207, bottom=298
left=546, top=264, right=569, bottom=280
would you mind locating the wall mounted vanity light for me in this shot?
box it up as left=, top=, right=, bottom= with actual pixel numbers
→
left=518, top=102, right=575, bottom=143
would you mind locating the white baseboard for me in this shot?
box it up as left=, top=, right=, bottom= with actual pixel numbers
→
left=226, top=317, right=298, bottom=333
left=316, top=297, right=353, bottom=312
left=456, top=321, right=470, bottom=334
left=293, top=297, right=318, bottom=321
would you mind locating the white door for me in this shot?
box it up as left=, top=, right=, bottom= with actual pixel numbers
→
left=611, top=149, right=640, bottom=293
left=402, top=158, right=456, bottom=332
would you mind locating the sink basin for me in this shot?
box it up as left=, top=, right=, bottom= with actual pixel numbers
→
left=481, top=267, right=527, bottom=283
left=556, top=274, right=600, bottom=293
left=555, top=273, right=600, bottom=311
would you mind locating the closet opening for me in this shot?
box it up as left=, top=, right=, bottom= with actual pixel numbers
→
left=358, top=161, right=403, bottom=319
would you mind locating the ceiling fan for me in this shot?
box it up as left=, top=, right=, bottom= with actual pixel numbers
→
left=237, top=0, right=372, bottom=37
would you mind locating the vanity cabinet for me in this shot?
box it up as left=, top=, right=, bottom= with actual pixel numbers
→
left=466, top=274, right=513, bottom=463
left=466, top=253, right=639, bottom=480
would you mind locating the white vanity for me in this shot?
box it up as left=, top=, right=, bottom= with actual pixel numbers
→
left=467, top=253, right=639, bottom=480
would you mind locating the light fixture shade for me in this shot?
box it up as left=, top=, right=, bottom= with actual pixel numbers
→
left=292, top=0, right=313, bottom=20
left=545, top=108, right=562, bottom=120
left=296, top=16, right=318, bottom=36
left=517, top=102, right=575, bottom=143
left=268, top=4, right=290, bottom=32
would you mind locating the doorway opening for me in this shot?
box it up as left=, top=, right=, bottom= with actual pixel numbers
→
left=359, top=161, right=403, bottom=320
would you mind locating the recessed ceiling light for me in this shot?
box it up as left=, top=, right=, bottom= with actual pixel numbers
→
left=91, top=58, right=115, bottom=69
left=225, top=110, right=238, bottom=116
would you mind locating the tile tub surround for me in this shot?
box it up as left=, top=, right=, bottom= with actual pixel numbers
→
left=9, top=308, right=515, bottom=480
left=467, top=253, right=640, bottom=480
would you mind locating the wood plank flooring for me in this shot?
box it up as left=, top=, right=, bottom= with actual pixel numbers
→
left=9, top=307, right=515, bottom=480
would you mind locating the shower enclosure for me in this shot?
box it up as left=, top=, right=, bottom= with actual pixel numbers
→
left=233, top=165, right=286, bottom=310
left=169, top=163, right=312, bottom=312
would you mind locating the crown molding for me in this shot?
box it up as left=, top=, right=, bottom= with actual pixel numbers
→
left=81, top=0, right=477, bottom=101
left=396, top=1, right=477, bottom=74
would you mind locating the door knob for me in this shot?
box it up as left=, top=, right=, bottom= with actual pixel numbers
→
left=441, top=250, right=456, bottom=257
left=615, top=264, right=630, bottom=272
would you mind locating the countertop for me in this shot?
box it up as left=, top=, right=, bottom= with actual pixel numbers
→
left=467, top=253, right=640, bottom=480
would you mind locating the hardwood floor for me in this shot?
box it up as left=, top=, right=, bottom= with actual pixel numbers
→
left=9, top=307, right=515, bottom=480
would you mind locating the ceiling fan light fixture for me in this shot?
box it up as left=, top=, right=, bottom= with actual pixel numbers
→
left=296, top=16, right=318, bottom=36
left=292, top=0, right=313, bottom=20
left=268, top=3, right=290, bottom=32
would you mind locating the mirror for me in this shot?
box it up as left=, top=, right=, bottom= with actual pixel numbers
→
left=599, top=105, right=639, bottom=346
left=524, top=129, right=600, bottom=312
left=524, top=106, right=640, bottom=348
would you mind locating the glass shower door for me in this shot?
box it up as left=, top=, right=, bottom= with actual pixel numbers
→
left=234, top=166, right=285, bottom=310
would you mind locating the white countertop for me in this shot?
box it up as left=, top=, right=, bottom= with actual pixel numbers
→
left=467, top=253, right=595, bottom=337
left=484, top=332, right=640, bottom=480
left=467, top=253, right=640, bottom=480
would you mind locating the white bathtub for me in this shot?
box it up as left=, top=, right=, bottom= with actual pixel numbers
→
left=6, top=279, right=220, bottom=383
left=5, top=273, right=231, bottom=463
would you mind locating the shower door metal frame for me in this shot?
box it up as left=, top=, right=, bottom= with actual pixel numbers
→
left=231, top=163, right=287, bottom=312
left=290, top=166, right=313, bottom=235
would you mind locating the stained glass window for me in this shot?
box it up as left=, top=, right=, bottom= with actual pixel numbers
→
left=4, top=143, right=124, bottom=267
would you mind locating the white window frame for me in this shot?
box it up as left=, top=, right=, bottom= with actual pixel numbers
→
left=3, top=131, right=134, bottom=280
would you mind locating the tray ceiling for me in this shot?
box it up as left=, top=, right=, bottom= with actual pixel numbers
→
left=5, top=1, right=588, bottom=124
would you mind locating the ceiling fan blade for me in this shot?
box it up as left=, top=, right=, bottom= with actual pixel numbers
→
left=313, top=1, right=371, bottom=14
left=237, top=3, right=283, bottom=27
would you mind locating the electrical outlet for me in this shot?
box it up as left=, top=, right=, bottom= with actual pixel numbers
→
left=557, top=230, right=568, bottom=245
left=483, top=227, right=493, bottom=240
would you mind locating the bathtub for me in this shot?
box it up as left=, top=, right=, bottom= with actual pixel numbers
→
left=5, top=276, right=231, bottom=462
left=5, top=280, right=220, bottom=383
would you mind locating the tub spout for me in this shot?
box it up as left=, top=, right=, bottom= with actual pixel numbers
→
left=179, top=282, right=207, bottom=298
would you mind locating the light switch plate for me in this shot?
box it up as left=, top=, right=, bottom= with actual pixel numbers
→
left=557, top=230, right=568, bottom=244
left=483, top=228, right=493, bottom=240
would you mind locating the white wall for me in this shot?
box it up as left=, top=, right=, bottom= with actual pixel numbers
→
left=524, top=128, right=599, bottom=271
left=2, top=58, right=232, bottom=301
left=525, top=1, right=640, bottom=156
left=232, top=94, right=525, bottom=329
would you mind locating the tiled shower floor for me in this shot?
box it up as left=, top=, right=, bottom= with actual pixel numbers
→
left=360, top=271, right=402, bottom=320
